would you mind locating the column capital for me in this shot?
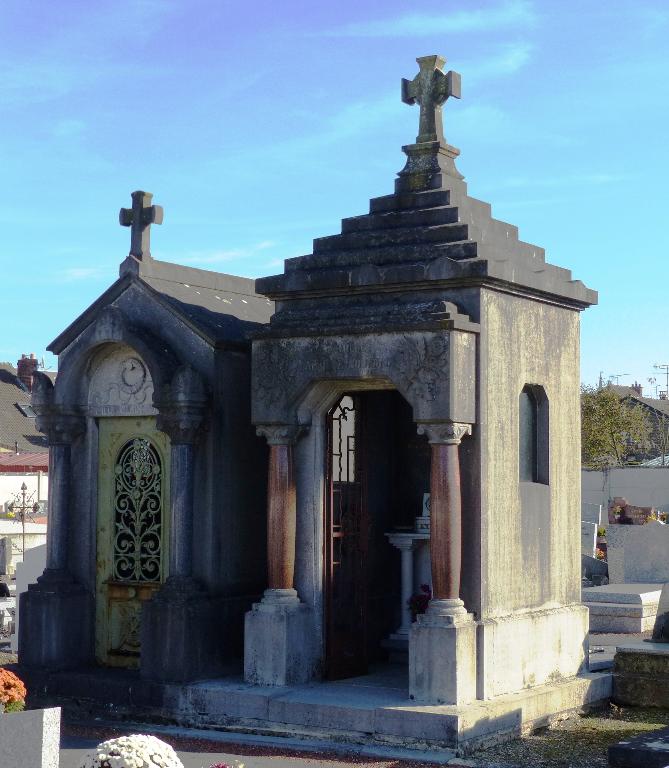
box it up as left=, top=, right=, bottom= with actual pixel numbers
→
left=155, top=364, right=207, bottom=444
left=156, top=405, right=204, bottom=444
left=256, top=424, right=306, bottom=446
left=417, top=422, right=471, bottom=445
left=35, top=408, right=86, bottom=446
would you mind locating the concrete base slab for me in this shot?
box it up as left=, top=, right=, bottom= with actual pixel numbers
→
left=20, top=663, right=612, bottom=755
left=583, top=584, right=661, bottom=633
left=608, top=724, right=669, bottom=768
left=613, top=641, right=669, bottom=707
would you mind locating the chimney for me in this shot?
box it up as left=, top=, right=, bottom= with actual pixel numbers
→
left=631, top=381, right=643, bottom=396
left=17, top=353, right=38, bottom=392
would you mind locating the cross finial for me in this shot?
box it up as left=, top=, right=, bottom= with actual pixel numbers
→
left=402, top=55, right=461, bottom=145
left=119, top=190, right=163, bottom=260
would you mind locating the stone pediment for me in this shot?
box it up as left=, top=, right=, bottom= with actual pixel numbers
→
left=48, top=263, right=272, bottom=356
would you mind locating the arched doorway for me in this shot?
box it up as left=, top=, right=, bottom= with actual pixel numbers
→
left=323, top=390, right=429, bottom=680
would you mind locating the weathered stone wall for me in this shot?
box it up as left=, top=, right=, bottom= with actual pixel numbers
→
left=478, top=289, right=581, bottom=618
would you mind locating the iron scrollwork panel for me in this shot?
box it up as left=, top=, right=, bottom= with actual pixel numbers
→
left=113, top=438, right=163, bottom=583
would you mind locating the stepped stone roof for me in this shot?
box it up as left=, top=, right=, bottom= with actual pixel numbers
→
left=256, top=55, right=597, bottom=331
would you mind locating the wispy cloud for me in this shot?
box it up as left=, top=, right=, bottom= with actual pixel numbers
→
left=58, top=266, right=110, bottom=282
left=499, top=172, right=627, bottom=190
left=462, top=42, right=533, bottom=82
left=163, top=240, right=276, bottom=267
left=329, top=1, right=535, bottom=37
left=52, top=119, right=86, bottom=138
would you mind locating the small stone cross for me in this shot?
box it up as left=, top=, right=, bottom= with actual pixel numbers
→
left=119, top=190, right=163, bottom=260
left=402, top=55, right=461, bottom=145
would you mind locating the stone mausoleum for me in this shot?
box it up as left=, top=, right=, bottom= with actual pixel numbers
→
left=20, top=55, right=609, bottom=752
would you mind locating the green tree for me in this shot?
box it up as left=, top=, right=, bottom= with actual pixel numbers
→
left=581, top=385, right=651, bottom=467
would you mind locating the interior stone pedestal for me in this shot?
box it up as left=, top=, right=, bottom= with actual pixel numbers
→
left=19, top=572, right=92, bottom=669
left=244, top=590, right=315, bottom=686
left=613, top=641, right=669, bottom=707
left=409, top=602, right=476, bottom=705
left=141, top=577, right=223, bottom=683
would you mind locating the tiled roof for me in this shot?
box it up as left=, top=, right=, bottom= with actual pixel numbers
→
left=49, top=258, right=275, bottom=354
left=0, top=452, right=49, bottom=472
left=609, top=385, right=669, bottom=416
left=0, top=364, right=49, bottom=453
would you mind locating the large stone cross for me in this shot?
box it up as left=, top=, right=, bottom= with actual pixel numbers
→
left=402, top=55, right=461, bottom=145
left=119, top=190, right=163, bottom=260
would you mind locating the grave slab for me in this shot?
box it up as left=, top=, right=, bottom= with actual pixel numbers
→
left=583, top=584, right=662, bottom=633
left=608, top=725, right=669, bottom=767
left=0, top=706, right=60, bottom=768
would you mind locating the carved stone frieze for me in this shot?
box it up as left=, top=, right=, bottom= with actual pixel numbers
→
left=392, top=333, right=450, bottom=403
left=417, top=422, right=471, bottom=445
left=252, top=328, right=476, bottom=426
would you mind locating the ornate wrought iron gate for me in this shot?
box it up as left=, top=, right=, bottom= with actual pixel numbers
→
left=95, top=417, right=170, bottom=668
left=325, top=394, right=369, bottom=679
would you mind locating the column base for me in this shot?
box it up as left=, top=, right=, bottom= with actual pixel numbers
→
left=244, top=595, right=315, bottom=686
left=409, top=605, right=477, bottom=705
left=19, top=570, right=93, bottom=670
left=140, top=576, right=223, bottom=683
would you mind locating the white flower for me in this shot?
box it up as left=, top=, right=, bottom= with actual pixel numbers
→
left=79, top=734, right=184, bottom=768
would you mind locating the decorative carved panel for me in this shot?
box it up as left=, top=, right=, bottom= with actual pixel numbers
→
left=88, top=345, right=156, bottom=416
left=252, top=329, right=476, bottom=425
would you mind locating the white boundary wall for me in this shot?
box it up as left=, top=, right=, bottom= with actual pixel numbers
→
left=582, top=467, right=669, bottom=513
left=0, top=471, right=48, bottom=510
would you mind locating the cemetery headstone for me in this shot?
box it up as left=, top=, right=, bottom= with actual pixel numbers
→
left=606, top=520, right=669, bottom=583
left=11, top=543, right=45, bottom=653
left=581, top=521, right=597, bottom=557
left=581, top=502, right=603, bottom=527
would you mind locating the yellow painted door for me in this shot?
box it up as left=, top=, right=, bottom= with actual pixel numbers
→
left=96, top=417, right=170, bottom=668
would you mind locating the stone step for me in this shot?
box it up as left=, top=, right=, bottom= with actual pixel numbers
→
left=313, top=223, right=470, bottom=254
left=286, top=240, right=478, bottom=271
left=341, top=206, right=460, bottom=234
left=369, top=189, right=452, bottom=213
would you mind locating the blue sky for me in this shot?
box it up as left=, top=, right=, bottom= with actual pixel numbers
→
left=2, top=0, right=668, bottom=391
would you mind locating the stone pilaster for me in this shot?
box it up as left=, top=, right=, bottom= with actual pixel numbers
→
left=20, top=374, right=92, bottom=670
left=244, top=424, right=315, bottom=686
left=141, top=365, right=221, bottom=683
left=410, top=421, right=476, bottom=705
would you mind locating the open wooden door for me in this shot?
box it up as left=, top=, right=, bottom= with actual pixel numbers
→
left=324, top=394, right=368, bottom=680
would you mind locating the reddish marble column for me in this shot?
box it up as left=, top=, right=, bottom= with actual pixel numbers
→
left=418, top=422, right=471, bottom=615
left=267, top=442, right=297, bottom=590
left=257, top=426, right=303, bottom=604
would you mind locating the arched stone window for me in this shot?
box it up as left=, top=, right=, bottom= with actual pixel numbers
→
left=519, top=384, right=549, bottom=484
